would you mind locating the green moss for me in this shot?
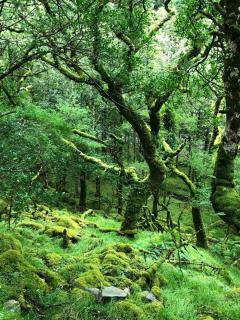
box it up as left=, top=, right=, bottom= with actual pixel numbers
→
left=0, top=233, right=22, bottom=254
left=46, top=253, right=62, bottom=267
left=151, top=285, right=161, bottom=299
left=19, top=220, right=44, bottom=232
left=71, top=288, right=94, bottom=300
left=75, top=269, right=109, bottom=288
left=0, top=250, right=47, bottom=302
left=44, top=226, right=80, bottom=242
left=111, top=243, right=135, bottom=255
left=115, top=301, right=145, bottom=320
left=56, top=216, right=79, bottom=229
left=143, top=301, right=163, bottom=315
left=226, top=287, right=240, bottom=298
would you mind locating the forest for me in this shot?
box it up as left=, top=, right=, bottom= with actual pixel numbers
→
left=0, top=0, right=239, bottom=319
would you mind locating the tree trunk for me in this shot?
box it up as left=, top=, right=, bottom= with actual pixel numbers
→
left=152, top=189, right=160, bottom=219
left=211, top=2, right=240, bottom=232
left=94, top=176, right=101, bottom=210
left=121, top=182, right=150, bottom=232
left=79, top=172, right=87, bottom=213
left=192, top=206, right=208, bottom=248
left=116, top=180, right=123, bottom=215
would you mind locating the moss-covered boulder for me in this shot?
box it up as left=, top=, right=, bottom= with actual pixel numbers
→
left=56, top=216, right=79, bottom=229
left=46, top=252, right=63, bottom=267
left=44, top=226, right=80, bottom=242
left=0, top=233, right=22, bottom=254
left=75, top=269, right=109, bottom=288
left=115, top=301, right=145, bottom=320
left=18, top=220, right=44, bottom=232
left=0, top=250, right=59, bottom=306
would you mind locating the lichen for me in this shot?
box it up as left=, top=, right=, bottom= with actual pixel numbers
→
left=0, top=233, right=22, bottom=254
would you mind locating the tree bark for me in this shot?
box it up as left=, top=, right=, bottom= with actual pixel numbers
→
left=94, top=176, right=101, bottom=210
left=121, top=182, right=150, bottom=232
left=211, top=2, right=240, bottom=232
left=79, top=172, right=87, bottom=213
left=192, top=206, right=208, bottom=248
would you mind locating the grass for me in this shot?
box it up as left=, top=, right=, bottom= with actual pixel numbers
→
left=0, top=201, right=239, bottom=320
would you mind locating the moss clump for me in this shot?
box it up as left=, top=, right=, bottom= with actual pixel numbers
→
left=46, top=253, right=62, bottom=267
left=151, top=286, right=161, bottom=299
left=75, top=269, right=109, bottom=288
left=56, top=216, right=79, bottom=229
left=101, top=250, right=131, bottom=276
left=18, top=220, right=44, bottom=232
left=212, top=186, right=240, bottom=229
left=70, top=288, right=94, bottom=300
left=44, top=226, right=80, bottom=242
left=112, top=243, right=135, bottom=255
left=143, top=301, right=163, bottom=315
left=226, top=287, right=240, bottom=298
left=0, top=233, right=22, bottom=254
left=0, top=250, right=47, bottom=303
left=115, top=301, right=145, bottom=320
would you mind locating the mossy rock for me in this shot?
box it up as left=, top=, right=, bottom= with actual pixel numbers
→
left=0, top=249, right=59, bottom=305
left=0, top=250, right=47, bottom=300
left=226, top=287, right=240, bottom=298
left=18, top=220, right=44, bottom=232
left=143, top=301, right=163, bottom=315
left=75, top=269, right=109, bottom=288
left=56, top=216, right=79, bottom=229
left=115, top=301, right=145, bottom=320
left=101, top=250, right=131, bottom=276
left=151, top=286, right=161, bottom=299
left=111, top=243, right=135, bottom=255
left=70, top=288, right=95, bottom=300
left=60, top=262, right=86, bottom=282
left=46, top=253, right=62, bottom=267
left=0, top=233, right=22, bottom=254
left=44, top=226, right=80, bottom=242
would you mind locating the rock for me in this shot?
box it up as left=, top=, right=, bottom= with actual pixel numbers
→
left=140, top=291, right=157, bottom=302
left=101, top=286, right=130, bottom=298
left=4, top=300, right=21, bottom=313
left=85, top=286, right=130, bottom=301
left=85, top=287, right=101, bottom=298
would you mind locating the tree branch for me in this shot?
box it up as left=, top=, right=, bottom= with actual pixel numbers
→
left=72, top=129, right=107, bottom=146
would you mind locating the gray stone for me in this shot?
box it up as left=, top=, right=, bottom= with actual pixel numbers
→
left=101, top=286, right=130, bottom=298
left=141, top=291, right=157, bottom=302
left=85, top=287, right=100, bottom=297
left=4, top=300, right=21, bottom=313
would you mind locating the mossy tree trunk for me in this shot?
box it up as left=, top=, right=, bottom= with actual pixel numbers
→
left=211, top=2, right=240, bottom=232
left=192, top=207, right=208, bottom=248
left=94, top=176, right=101, bottom=210
left=121, top=182, right=151, bottom=232
left=79, top=172, right=87, bottom=213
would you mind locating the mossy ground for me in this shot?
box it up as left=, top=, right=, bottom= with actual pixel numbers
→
left=0, top=203, right=239, bottom=320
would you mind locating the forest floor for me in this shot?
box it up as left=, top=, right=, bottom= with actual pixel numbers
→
left=0, top=202, right=240, bottom=320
